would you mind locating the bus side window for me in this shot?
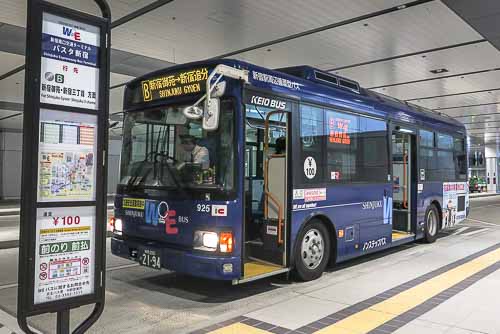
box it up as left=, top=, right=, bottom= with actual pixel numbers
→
left=299, top=104, right=325, bottom=183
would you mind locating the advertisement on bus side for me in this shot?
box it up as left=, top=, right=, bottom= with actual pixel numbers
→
left=442, top=182, right=468, bottom=228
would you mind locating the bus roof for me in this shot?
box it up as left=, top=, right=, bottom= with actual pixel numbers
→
left=125, top=59, right=465, bottom=136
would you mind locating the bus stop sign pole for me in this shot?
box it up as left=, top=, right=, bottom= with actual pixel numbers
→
left=17, top=1, right=110, bottom=333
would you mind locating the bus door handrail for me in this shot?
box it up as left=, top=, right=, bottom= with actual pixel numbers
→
left=263, top=110, right=287, bottom=246
left=403, top=151, right=408, bottom=209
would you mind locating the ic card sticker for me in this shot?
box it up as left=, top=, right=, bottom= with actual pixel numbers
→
left=293, top=189, right=305, bottom=200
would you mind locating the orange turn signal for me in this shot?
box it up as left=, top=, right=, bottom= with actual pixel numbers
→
left=219, top=232, right=233, bottom=253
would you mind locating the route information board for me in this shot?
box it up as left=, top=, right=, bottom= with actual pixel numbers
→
left=38, top=110, right=97, bottom=202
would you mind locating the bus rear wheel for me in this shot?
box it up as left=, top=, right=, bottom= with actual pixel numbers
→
left=424, top=204, right=439, bottom=243
left=294, top=220, right=330, bottom=281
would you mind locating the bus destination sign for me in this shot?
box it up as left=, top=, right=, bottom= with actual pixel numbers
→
left=141, top=67, right=209, bottom=102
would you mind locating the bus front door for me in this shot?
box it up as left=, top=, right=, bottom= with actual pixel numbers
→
left=391, top=130, right=417, bottom=243
left=239, top=108, right=290, bottom=284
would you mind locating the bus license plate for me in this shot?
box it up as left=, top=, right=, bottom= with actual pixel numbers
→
left=139, top=249, right=161, bottom=270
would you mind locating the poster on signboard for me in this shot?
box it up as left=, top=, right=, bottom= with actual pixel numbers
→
left=40, top=12, right=100, bottom=110
left=442, top=182, right=469, bottom=228
left=38, top=109, right=97, bottom=202
left=34, top=206, right=95, bottom=305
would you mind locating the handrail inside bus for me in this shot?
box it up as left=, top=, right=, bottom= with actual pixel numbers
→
left=403, top=151, right=408, bottom=209
left=263, top=110, right=287, bottom=246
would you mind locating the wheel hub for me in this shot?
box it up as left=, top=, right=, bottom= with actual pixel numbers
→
left=301, top=228, right=324, bottom=270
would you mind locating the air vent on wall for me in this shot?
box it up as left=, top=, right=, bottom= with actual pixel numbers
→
left=339, top=78, right=360, bottom=94
left=314, top=71, right=338, bottom=86
left=314, top=71, right=360, bottom=94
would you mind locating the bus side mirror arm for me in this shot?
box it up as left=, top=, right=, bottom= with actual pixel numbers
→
left=203, top=65, right=249, bottom=131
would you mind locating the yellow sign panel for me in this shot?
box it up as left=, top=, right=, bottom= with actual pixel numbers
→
left=122, top=198, right=145, bottom=210
left=40, top=226, right=91, bottom=234
left=141, top=68, right=209, bottom=102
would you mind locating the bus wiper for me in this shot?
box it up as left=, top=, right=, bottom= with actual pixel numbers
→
left=155, top=153, right=185, bottom=190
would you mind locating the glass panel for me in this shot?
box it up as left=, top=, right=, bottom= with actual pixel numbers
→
left=454, top=137, right=464, bottom=152
left=437, top=150, right=455, bottom=181
left=419, top=129, right=434, bottom=147
left=437, top=133, right=453, bottom=150
left=420, top=148, right=436, bottom=181
left=120, top=100, right=235, bottom=191
left=356, top=117, right=388, bottom=182
left=300, top=104, right=324, bottom=182
left=325, top=109, right=358, bottom=182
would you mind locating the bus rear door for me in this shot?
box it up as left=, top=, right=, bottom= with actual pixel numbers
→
left=391, top=125, right=418, bottom=244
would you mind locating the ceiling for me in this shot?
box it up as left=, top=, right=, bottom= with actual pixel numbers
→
left=0, top=0, right=498, bottom=145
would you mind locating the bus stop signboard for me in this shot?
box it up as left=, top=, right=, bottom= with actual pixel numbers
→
left=18, top=1, right=110, bottom=333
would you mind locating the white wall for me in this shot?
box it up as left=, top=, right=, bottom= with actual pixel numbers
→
left=0, top=130, right=122, bottom=199
left=0, top=131, right=22, bottom=199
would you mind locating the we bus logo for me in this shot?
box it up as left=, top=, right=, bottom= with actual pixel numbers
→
left=62, top=26, right=81, bottom=41
left=144, top=200, right=178, bottom=234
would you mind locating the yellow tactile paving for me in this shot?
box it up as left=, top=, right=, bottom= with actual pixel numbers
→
left=207, top=322, right=271, bottom=334
left=315, top=247, right=500, bottom=334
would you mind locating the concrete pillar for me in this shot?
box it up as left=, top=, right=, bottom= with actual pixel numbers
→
left=485, top=144, right=498, bottom=193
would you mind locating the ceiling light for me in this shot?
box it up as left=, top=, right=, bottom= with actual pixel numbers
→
left=430, top=68, right=449, bottom=74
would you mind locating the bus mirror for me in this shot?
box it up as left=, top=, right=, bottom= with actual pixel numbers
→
left=211, top=81, right=226, bottom=98
left=203, top=98, right=220, bottom=131
left=183, top=105, right=203, bottom=120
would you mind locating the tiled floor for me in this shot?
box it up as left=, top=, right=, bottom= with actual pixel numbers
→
left=190, top=196, right=500, bottom=334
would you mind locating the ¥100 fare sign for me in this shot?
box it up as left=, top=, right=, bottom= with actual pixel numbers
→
left=18, top=1, right=109, bottom=328
left=34, top=207, right=96, bottom=304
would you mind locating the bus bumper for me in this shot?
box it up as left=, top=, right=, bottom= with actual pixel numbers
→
left=111, top=237, right=241, bottom=281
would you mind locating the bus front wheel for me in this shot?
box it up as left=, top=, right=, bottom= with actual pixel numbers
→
left=424, top=204, right=439, bottom=243
left=294, top=220, right=330, bottom=281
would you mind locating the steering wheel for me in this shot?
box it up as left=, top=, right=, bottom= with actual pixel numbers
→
left=154, top=152, right=177, bottom=163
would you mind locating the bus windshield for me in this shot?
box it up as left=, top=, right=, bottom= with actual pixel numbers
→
left=120, top=99, right=235, bottom=192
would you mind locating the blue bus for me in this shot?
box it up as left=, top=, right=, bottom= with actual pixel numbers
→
left=110, top=59, right=469, bottom=283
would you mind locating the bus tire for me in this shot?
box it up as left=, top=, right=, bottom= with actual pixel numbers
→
left=424, top=204, right=439, bottom=243
left=293, top=220, right=330, bottom=281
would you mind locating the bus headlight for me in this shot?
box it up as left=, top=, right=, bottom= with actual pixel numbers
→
left=111, top=217, right=123, bottom=236
left=193, top=231, right=233, bottom=253
left=194, top=231, right=218, bottom=251
left=203, top=232, right=218, bottom=249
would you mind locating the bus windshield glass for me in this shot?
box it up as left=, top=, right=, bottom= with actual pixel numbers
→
left=120, top=100, right=235, bottom=192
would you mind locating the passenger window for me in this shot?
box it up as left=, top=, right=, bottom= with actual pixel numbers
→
left=325, top=110, right=389, bottom=183
left=300, top=104, right=324, bottom=183
left=437, top=150, right=455, bottom=180
left=437, top=133, right=453, bottom=150
left=356, top=117, right=388, bottom=182
left=419, top=129, right=434, bottom=147
left=454, top=137, right=467, bottom=181
left=325, top=110, right=358, bottom=182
